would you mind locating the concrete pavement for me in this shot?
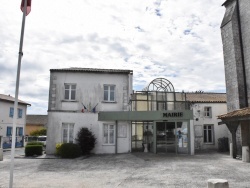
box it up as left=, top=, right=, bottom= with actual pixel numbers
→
left=1, top=149, right=250, bottom=188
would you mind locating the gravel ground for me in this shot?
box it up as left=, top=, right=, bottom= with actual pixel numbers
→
left=1, top=148, right=250, bottom=188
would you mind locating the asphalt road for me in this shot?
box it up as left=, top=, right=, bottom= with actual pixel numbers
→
left=1, top=148, right=250, bottom=188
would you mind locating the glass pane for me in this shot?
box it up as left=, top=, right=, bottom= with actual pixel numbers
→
left=110, top=86, right=115, bottom=91
left=63, top=129, right=68, bottom=143
left=71, top=85, right=76, bottom=89
left=208, top=130, right=212, bottom=142
left=71, top=90, right=76, bottom=100
left=104, top=130, right=108, bottom=143
left=104, top=91, right=108, bottom=100
left=69, top=127, right=74, bottom=143
left=110, top=125, right=114, bottom=129
left=65, top=90, right=69, bottom=99
left=65, top=85, right=69, bottom=89
left=204, top=130, right=207, bottom=142
left=110, top=91, right=114, bottom=101
left=110, top=130, right=114, bottom=144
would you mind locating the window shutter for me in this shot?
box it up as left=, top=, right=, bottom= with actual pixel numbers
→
left=7, top=127, right=12, bottom=136
left=18, top=109, right=23, bottom=118
left=9, top=107, right=14, bottom=117
left=18, top=127, right=23, bottom=136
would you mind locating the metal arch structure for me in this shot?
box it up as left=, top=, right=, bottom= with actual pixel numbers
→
left=144, top=78, right=175, bottom=92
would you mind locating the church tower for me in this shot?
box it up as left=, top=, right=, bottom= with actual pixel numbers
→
left=221, top=0, right=250, bottom=112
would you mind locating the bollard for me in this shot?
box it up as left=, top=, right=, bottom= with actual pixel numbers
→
left=230, top=143, right=233, bottom=158
left=207, top=179, right=229, bottom=188
left=0, top=148, right=3, bottom=161
left=242, top=146, right=250, bottom=162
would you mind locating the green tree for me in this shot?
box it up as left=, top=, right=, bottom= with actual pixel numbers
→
left=76, top=128, right=96, bottom=155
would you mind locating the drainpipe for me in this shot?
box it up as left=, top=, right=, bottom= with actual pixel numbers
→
left=115, top=120, right=118, bottom=154
left=236, top=0, right=248, bottom=107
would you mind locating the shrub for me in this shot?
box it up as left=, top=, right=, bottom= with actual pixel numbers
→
left=25, top=145, right=43, bottom=156
left=30, top=128, right=47, bottom=136
left=60, top=143, right=82, bottom=158
left=75, top=128, right=96, bottom=155
left=26, top=141, right=44, bottom=146
left=56, top=143, right=63, bottom=156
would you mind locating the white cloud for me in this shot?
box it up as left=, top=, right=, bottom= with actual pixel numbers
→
left=0, top=0, right=226, bottom=114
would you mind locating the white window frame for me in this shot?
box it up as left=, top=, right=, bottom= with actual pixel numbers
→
left=62, top=123, right=74, bottom=143
left=204, top=106, right=212, bottom=118
left=103, top=85, right=115, bottom=102
left=103, top=124, right=115, bottom=145
left=64, top=84, right=76, bottom=100
left=203, top=124, right=214, bottom=144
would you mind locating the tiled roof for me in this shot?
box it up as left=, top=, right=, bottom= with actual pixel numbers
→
left=50, top=67, right=133, bottom=74
left=218, top=107, right=250, bottom=119
left=0, top=94, right=30, bottom=106
left=186, top=93, right=226, bottom=103
left=26, top=115, right=48, bottom=125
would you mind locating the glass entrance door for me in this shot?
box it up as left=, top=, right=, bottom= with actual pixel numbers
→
left=156, top=122, right=176, bottom=153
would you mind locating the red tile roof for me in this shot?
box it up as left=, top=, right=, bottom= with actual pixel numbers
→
left=0, top=94, right=30, bottom=106
left=218, top=107, right=250, bottom=119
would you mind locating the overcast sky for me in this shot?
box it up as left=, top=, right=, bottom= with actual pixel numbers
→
left=0, top=0, right=226, bottom=115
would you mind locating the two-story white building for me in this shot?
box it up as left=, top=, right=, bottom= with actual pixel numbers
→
left=0, top=94, right=30, bottom=148
left=186, top=93, right=229, bottom=151
left=46, top=68, right=133, bottom=154
left=46, top=68, right=228, bottom=155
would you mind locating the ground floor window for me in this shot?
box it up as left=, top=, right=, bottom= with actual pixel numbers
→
left=62, top=123, right=74, bottom=143
left=203, top=124, right=214, bottom=144
left=103, top=124, right=115, bottom=144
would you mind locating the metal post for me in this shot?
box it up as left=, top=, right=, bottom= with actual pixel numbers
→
left=9, top=0, right=27, bottom=187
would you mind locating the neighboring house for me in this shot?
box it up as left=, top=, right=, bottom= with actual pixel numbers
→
left=46, top=68, right=228, bottom=155
left=0, top=94, right=30, bottom=148
left=186, top=93, right=228, bottom=151
left=26, top=115, right=48, bottom=136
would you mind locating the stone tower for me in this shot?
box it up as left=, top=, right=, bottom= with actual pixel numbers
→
left=221, top=0, right=250, bottom=112
left=220, top=0, right=250, bottom=160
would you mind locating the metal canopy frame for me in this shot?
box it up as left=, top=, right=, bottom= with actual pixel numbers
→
left=144, top=78, right=175, bottom=92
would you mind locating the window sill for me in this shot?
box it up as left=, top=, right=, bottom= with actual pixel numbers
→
left=61, top=100, right=78, bottom=102
left=102, top=144, right=115, bottom=146
left=203, top=143, right=214, bottom=145
left=102, top=101, right=117, bottom=103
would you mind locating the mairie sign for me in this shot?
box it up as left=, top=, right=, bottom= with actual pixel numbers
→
left=163, top=112, right=183, bottom=118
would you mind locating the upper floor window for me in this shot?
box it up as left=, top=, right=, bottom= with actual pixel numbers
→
left=104, top=85, right=115, bottom=102
left=64, top=84, right=76, bottom=100
left=204, top=107, right=212, bottom=118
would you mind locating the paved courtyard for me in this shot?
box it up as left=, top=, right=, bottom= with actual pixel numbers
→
left=1, top=148, right=250, bottom=188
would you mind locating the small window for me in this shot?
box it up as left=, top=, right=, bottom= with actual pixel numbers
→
left=18, top=108, right=23, bottom=118
left=204, top=107, right=212, bottom=118
left=203, top=125, right=214, bottom=144
left=104, top=85, right=115, bottom=102
left=62, top=123, right=74, bottom=143
left=16, top=127, right=23, bottom=136
left=64, top=84, right=76, bottom=100
left=9, top=107, right=14, bottom=118
left=103, top=124, right=115, bottom=144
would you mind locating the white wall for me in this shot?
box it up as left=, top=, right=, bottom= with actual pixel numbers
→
left=46, top=112, right=131, bottom=154
left=192, top=103, right=229, bottom=150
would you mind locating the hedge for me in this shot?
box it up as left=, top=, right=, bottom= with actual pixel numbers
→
left=26, top=141, right=44, bottom=146
left=59, top=143, right=82, bottom=159
left=25, top=145, right=43, bottom=156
